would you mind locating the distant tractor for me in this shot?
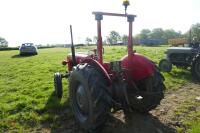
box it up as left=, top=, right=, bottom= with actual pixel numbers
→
left=159, top=37, right=200, bottom=80
left=54, top=1, right=165, bottom=132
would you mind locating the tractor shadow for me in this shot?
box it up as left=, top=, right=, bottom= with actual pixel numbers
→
left=11, top=54, right=36, bottom=58
left=103, top=111, right=176, bottom=133
left=40, top=93, right=176, bottom=133
left=40, top=92, right=93, bottom=133
left=38, top=92, right=80, bottom=133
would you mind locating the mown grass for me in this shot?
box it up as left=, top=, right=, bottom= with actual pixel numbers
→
left=174, top=94, right=200, bottom=133
left=0, top=48, right=71, bottom=131
left=0, top=45, right=196, bottom=132
left=187, top=121, right=200, bottom=133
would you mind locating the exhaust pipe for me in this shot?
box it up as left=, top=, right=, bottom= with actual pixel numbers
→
left=70, top=25, right=76, bottom=66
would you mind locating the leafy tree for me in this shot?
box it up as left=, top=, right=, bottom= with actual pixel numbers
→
left=93, top=36, right=98, bottom=44
left=184, top=23, right=200, bottom=42
left=191, top=23, right=200, bottom=39
left=85, top=37, right=92, bottom=45
left=150, top=28, right=164, bottom=40
left=0, top=37, right=8, bottom=47
left=139, top=29, right=151, bottom=40
left=122, top=34, right=128, bottom=45
left=103, top=39, right=107, bottom=45
left=135, top=28, right=183, bottom=44
left=107, top=31, right=121, bottom=45
left=163, top=29, right=181, bottom=39
left=106, top=36, right=112, bottom=45
left=162, top=29, right=182, bottom=42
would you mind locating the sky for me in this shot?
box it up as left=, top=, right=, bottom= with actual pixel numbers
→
left=0, top=0, right=200, bottom=47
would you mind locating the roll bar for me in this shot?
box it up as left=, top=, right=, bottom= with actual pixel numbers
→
left=93, top=11, right=136, bottom=64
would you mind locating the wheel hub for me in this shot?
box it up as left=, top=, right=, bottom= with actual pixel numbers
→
left=159, top=59, right=172, bottom=72
left=161, top=62, right=170, bottom=70
left=76, top=85, right=88, bottom=113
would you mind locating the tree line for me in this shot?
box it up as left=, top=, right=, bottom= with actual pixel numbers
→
left=85, top=23, right=200, bottom=45
left=85, top=31, right=127, bottom=45
left=0, top=37, right=8, bottom=47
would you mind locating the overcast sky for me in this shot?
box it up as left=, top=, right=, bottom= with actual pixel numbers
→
left=0, top=0, right=199, bottom=47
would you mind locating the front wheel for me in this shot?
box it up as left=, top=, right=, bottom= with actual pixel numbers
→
left=159, top=59, right=172, bottom=72
left=69, top=64, right=110, bottom=132
left=54, top=72, right=63, bottom=98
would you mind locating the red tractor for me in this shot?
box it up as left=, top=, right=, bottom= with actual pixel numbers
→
left=54, top=1, right=165, bottom=132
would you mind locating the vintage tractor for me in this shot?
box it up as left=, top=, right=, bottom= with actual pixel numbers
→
left=54, top=1, right=165, bottom=132
left=159, top=46, right=200, bottom=80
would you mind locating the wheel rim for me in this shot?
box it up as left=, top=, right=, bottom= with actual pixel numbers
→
left=74, top=84, right=89, bottom=122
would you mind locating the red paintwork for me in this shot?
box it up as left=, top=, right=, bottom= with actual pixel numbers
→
left=81, top=58, right=112, bottom=85
left=65, top=53, right=111, bottom=84
left=121, top=53, right=155, bottom=81
left=66, top=53, right=92, bottom=71
left=66, top=56, right=73, bottom=71
left=65, top=53, right=111, bottom=85
left=128, top=21, right=133, bottom=66
left=102, top=62, right=110, bottom=72
left=97, top=20, right=103, bottom=64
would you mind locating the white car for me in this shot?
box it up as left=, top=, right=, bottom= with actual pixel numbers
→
left=19, top=43, right=38, bottom=55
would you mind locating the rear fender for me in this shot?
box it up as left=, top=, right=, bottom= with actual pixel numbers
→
left=121, top=53, right=156, bottom=81
left=81, top=59, right=112, bottom=86
left=65, top=53, right=93, bottom=71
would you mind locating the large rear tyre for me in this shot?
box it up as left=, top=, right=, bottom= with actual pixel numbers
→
left=129, top=69, right=165, bottom=113
left=69, top=64, right=110, bottom=132
left=191, top=56, right=200, bottom=80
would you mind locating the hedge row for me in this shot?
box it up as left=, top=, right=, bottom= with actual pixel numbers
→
left=0, top=47, right=18, bottom=51
left=0, top=46, right=56, bottom=51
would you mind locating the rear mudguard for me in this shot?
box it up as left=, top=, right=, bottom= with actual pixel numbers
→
left=121, top=53, right=156, bottom=81
left=81, top=58, right=112, bottom=86
left=66, top=53, right=93, bottom=71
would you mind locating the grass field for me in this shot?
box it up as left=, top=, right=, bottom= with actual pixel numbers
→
left=0, top=46, right=199, bottom=132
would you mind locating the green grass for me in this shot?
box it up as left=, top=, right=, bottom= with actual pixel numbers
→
left=187, top=121, right=200, bottom=133
left=174, top=96, right=200, bottom=133
left=0, top=48, right=71, bottom=131
left=0, top=46, right=196, bottom=132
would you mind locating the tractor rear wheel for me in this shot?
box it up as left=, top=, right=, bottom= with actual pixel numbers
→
left=69, top=64, right=110, bottom=132
left=129, top=69, right=165, bottom=113
left=191, top=56, right=200, bottom=80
